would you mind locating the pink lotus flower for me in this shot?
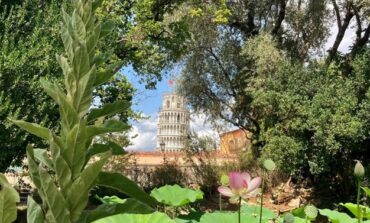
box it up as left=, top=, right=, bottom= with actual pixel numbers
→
left=218, top=172, right=261, bottom=203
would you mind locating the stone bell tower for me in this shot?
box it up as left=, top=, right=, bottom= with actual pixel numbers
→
left=157, top=93, right=190, bottom=152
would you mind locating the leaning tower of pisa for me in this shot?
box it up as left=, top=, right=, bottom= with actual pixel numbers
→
left=157, top=93, right=190, bottom=152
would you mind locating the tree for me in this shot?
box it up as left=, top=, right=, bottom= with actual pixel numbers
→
left=174, top=0, right=370, bottom=193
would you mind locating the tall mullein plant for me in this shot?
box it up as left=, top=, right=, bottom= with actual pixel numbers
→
left=10, top=1, right=130, bottom=222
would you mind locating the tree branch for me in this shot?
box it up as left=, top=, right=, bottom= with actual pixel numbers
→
left=331, top=0, right=342, bottom=29
left=206, top=47, right=238, bottom=98
left=353, top=23, right=370, bottom=50
left=271, top=0, right=287, bottom=35
left=353, top=5, right=362, bottom=41
left=327, top=2, right=354, bottom=63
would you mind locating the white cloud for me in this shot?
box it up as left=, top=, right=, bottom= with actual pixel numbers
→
left=127, top=112, right=230, bottom=151
left=127, top=115, right=158, bottom=151
left=190, top=113, right=220, bottom=140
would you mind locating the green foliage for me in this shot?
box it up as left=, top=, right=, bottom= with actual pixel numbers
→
left=282, top=213, right=295, bottom=223
left=0, top=0, right=135, bottom=172
left=362, top=187, right=370, bottom=197
left=77, top=198, right=154, bottom=223
left=151, top=161, right=187, bottom=189
left=195, top=211, right=272, bottom=223
left=150, top=184, right=203, bottom=207
left=96, top=172, right=157, bottom=206
left=255, top=49, right=370, bottom=182
left=92, top=212, right=174, bottom=223
left=9, top=1, right=148, bottom=222
left=241, top=205, right=277, bottom=221
left=340, top=203, right=370, bottom=219
left=319, top=209, right=357, bottom=223
left=304, top=205, right=318, bottom=220
left=175, top=0, right=370, bottom=192
left=0, top=173, right=20, bottom=223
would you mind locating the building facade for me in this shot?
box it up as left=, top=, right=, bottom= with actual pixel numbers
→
left=219, top=129, right=251, bottom=154
left=157, top=93, right=190, bottom=152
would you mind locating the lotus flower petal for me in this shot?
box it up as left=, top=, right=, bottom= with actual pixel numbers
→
left=218, top=186, right=233, bottom=197
left=241, top=172, right=251, bottom=184
left=247, top=177, right=262, bottom=192
left=229, top=172, right=246, bottom=190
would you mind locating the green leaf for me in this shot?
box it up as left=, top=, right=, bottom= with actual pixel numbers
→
left=92, top=212, right=174, bottom=223
left=77, top=198, right=154, bottom=223
left=38, top=168, right=71, bottom=223
left=40, top=78, right=79, bottom=130
left=9, top=119, right=50, bottom=140
left=67, top=152, right=110, bottom=222
left=241, top=204, right=277, bottom=220
left=100, top=21, right=115, bottom=38
left=87, top=100, right=130, bottom=123
left=96, top=195, right=126, bottom=204
left=96, top=172, right=157, bottom=206
left=292, top=206, right=306, bottom=219
left=340, top=202, right=370, bottom=219
left=86, top=119, right=130, bottom=138
left=319, top=209, right=356, bottom=223
left=198, top=211, right=259, bottom=223
left=27, top=196, right=44, bottom=223
left=0, top=173, right=20, bottom=223
left=175, top=212, right=203, bottom=223
left=304, top=205, right=318, bottom=220
left=93, top=61, right=123, bottom=86
left=362, top=187, right=370, bottom=198
left=33, top=149, right=53, bottom=170
left=150, top=185, right=203, bottom=207
left=282, top=213, right=295, bottom=223
left=86, top=141, right=126, bottom=161
left=92, top=0, right=103, bottom=11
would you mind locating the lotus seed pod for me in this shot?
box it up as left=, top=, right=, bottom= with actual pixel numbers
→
left=354, top=161, right=365, bottom=179
left=263, top=159, right=276, bottom=171
left=304, top=205, right=318, bottom=219
left=220, top=174, right=229, bottom=186
left=283, top=213, right=295, bottom=223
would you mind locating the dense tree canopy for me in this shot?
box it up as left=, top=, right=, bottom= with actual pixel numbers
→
left=173, top=0, right=370, bottom=195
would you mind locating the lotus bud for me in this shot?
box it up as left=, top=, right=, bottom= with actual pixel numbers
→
left=354, top=161, right=365, bottom=179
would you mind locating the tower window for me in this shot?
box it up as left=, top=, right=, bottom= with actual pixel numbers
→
left=166, top=100, right=170, bottom=108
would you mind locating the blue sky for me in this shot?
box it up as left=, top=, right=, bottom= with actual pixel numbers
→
left=123, top=66, right=173, bottom=115
left=121, top=66, right=220, bottom=151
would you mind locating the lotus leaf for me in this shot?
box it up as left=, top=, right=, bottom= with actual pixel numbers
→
left=198, top=211, right=263, bottom=223
left=150, top=185, right=203, bottom=207
left=319, top=209, right=356, bottom=223
left=241, top=204, right=277, bottom=220
left=92, top=212, right=174, bottom=223
left=340, top=202, right=370, bottom=219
